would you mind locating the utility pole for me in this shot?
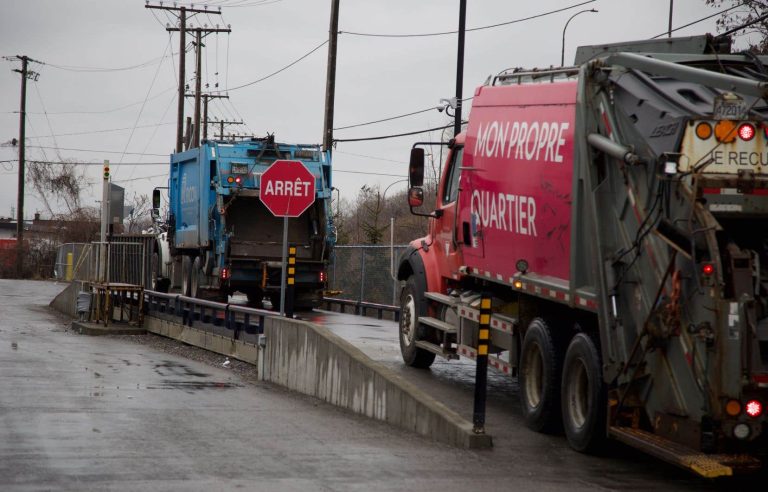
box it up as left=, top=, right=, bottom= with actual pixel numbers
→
left=322, top=0, right=340, bottom=152
left=187, top=93, right=229, bottom=141
left=6, top=55, right=40, bottom=278
left=668, top=0, right=674, bottom=38
left=145, top=3, right=227, bottom=152
left=210, top=120, right=244, bottom=140
left=454, top=0, right=467, bottom=137
left=193, top=30, right=203, bottom=148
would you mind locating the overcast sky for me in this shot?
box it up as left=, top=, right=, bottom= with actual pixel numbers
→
left=0, top=0, right=751, bottom=220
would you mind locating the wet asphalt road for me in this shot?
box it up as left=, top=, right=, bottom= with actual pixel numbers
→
left=0, top=280, right=729, bottom=491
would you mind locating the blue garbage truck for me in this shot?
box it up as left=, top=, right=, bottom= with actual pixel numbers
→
left=152, top=135, right=335, bottom=308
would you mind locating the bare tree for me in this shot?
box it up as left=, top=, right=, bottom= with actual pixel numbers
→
left=124, top=193, right=154, bottom=233
left=706, top=0, right=768, bottom=53
left=26, top=160, right=86, bottom=216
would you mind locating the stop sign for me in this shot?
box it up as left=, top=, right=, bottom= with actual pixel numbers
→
left=259, top=160, right=316, bottom=217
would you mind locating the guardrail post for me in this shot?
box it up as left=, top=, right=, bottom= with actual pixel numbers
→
left=473, top=291, right=491, bottom=434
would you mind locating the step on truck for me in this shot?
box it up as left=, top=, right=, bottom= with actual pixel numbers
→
left=397, top=35, right=768, bottom=477
left=153, top=135, right=335, bottom=308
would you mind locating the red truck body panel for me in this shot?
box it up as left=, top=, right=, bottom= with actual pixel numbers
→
left=459, top=82, right=577, bottom=284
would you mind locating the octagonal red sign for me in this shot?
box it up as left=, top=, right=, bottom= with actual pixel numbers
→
left=259, top=160, right=316, bottom=217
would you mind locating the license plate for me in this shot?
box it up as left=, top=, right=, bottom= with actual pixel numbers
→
left=713, top=95, right=747, bottom=120
left=231, top=163, right=249, bottom=174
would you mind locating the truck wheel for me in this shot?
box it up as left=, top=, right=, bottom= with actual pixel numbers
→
left=561, top=333, right=606, bottom=453
left=246, top=290, right=264, bottom=309
left=520, top=318, right=562, bottom=433
left=181, top=256, right=192, bottom=297
left=190, top=256, right=203, bottom=298
left=399, top=276, right=436, bottom=369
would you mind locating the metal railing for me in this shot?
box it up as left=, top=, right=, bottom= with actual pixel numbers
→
left=144, top=290, right=275, bottom=345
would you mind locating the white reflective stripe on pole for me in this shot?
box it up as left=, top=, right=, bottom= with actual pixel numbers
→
left=279, top=216, right=288, bottom=316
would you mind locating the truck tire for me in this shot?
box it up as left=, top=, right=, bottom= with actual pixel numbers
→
left=190, top=256, right=203, bottom=298
left=181, top=256, right=192, bottom=297
left=520, top=318, right=562, bottom=433
left=246, top=290, right=264, bottom=309
left=399, top=276, right=436, bottom=369
left=561, top=333, right=606, bottom=453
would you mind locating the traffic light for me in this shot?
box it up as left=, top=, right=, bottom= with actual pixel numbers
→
left=103, top=164, right=110, bottom=179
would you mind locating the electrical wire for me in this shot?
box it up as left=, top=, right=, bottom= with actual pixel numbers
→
left=26, top=121, right=175, bottom=139
left=340, top=0, right=596, bottom=38
left=334, top=122, right=466, bottom=143
left=0, top=160, right=167, bottom=166
left=26, top=146, right=168, bottom=157
left=649, top=1, right=750, bottom=39
left=31, top=82, right=64, bottom=162
left=334, top=169, right=403, bottom=178
left=334, top=97, right=473, bottom=131
left=219, top=39, right=328, bottom=92
left=24, top=86, right=176, bottom=115
left=42, top=51, right=177, bottom=72
left=116, top=39, right=171, bottom=175
left=334, top=150, right=406, bottom=165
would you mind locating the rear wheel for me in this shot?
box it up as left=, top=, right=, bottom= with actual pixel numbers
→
left=399, top=276, right=435, bottom=369
left=562, top=333, right=606, bottom=453
left=246, top=290, right=264, bottom=309
left=180, top=256, right=192, bottom=297
left=519, top=318, right=562, bottom=433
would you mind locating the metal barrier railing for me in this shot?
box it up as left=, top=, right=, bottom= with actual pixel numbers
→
left=321, top=297, right=400, bottom=321
left=144, top=290, right=276, bottom=342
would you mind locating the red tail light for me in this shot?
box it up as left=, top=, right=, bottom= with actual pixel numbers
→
left=746, top=400, right=763, bottom=418
left=738, top=123, right=756, bottom=141
left=319, top=270, right=326, bottom=283
left=234, top=176, right=242, bottom=185
left=702, top=263, right=715, bottom=276
left=220, top=267, right=229, bottom=280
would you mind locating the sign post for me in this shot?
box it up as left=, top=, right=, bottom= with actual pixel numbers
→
left=259, top=160, right=316, bottom=316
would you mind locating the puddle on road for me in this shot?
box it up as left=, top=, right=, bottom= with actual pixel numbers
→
left=146, top=380, right=243, bottom=394
left=154, top=360, right=210, bottom=378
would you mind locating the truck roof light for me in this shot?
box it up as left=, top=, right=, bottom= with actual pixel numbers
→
left=714, top=120, right=737, bottom=143
left=738, top=123, right=755, bottom=141
left=746, top=400, right=763, bottom=418
left=695, top=122, right=712, bottom=140
left=725, top=399, right=741, bottom=416
left=227, top=176, right=234, bottom=184
left=702, top=263, right=714, bottom=276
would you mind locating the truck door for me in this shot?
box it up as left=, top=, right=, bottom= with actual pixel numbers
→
left=434, top=146, right=464, bottom=281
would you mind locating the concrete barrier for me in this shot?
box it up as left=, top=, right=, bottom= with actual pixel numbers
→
left=262, top=316, right=492, bottom=449
left=49, top=280, right=87, bottom=318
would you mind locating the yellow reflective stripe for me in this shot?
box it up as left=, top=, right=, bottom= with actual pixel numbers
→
left=478, top=345, right=488, bottom=355
left=289, top=247, right=297, bottom=255
left=481, top=298, right=491, bottom=309
left=287, top=278, right=295, bottom=285
left=288, top=267, right=295, bottom=275
left=479, top=329, right=489, bottom=340
left=288, top=258, right=296, bottom=265
left=479, top=314, right=490, bottom=325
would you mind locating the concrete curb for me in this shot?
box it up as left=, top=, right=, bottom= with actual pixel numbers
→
left=71, top=321, right=146, bottom=336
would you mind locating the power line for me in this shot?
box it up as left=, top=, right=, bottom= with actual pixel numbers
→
left=219, top=39, right=328, bottom=92
left=25, top=146, right=168, bottom=157
left=0, top=159, right=167, bottom=166
left=26, top=121, right=175, bottom=139
left=334, top=150, right=406, bottom=165
left=334, top=168, right=403, bottom=178
left=334, top=97, right=474, bottom=131
left=41, top=52, right=178, bottom=72
left=340, top=0, right=596, bottom=38
left=22, top=86, right=176, bottom=115
left=334, top=122, right=465, bottom=143
left=649, top=2, right=750, bottom=39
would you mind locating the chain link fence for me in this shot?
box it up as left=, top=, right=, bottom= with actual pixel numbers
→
left=328, top=245, right=408, bottom=306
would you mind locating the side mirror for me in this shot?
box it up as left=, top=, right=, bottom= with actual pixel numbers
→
left=409, top=148, right=425, bottom=187
left=408, top=187, right=424, bottom=208
left=152, top=189, right=161, bottom=210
